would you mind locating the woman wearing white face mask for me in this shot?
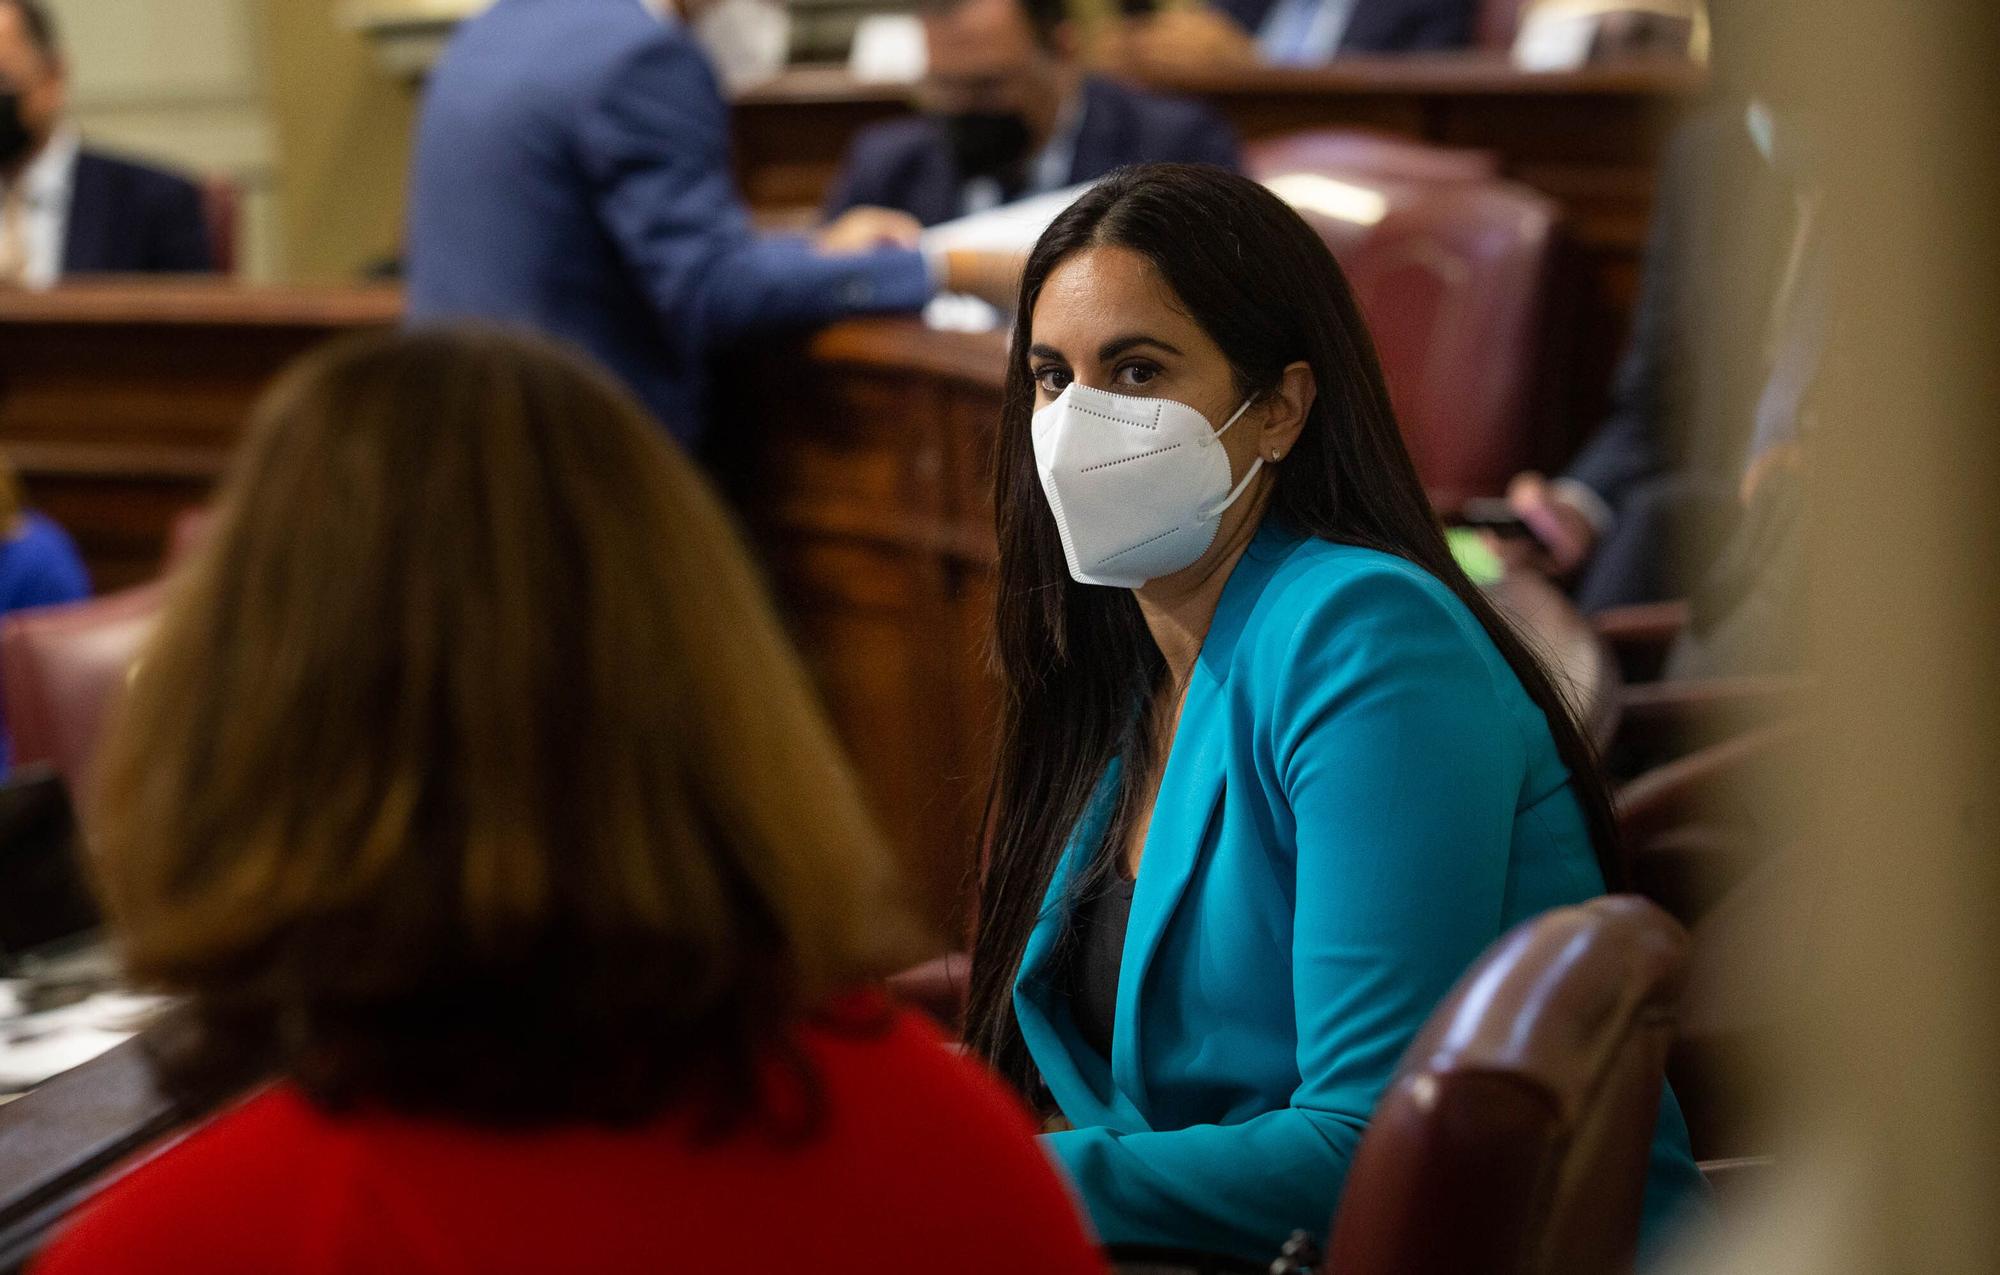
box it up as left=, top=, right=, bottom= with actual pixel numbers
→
left=964, top=165, right=1708, bottom=1270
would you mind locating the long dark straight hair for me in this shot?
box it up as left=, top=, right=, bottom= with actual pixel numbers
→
left=964, top=164, right=1625, bottom=1097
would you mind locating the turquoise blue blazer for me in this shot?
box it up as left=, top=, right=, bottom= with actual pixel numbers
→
left=1017, top=523, right=1706, bottom=1261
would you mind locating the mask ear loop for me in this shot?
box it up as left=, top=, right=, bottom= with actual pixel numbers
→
left=1200, top=395, right=1265, bottom=519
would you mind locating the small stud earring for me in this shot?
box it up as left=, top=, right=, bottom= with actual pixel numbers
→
left=1270, top=450, right=1282, bottom=462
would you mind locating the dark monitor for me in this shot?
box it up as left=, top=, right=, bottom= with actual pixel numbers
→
left=0, top=768, right=102, bottom=968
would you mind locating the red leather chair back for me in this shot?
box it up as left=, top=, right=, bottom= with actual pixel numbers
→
left=1251, top=139, right=1560, bottom=507
left=166, top=505, right=215, bottom=569
left=1326, top=896, right=1688, bottom=1275
left=0, top=585, right=164, bottom=808
left=1244, top=130, right=1499, bottom=186
left=201, top=177, right=242, bottom=276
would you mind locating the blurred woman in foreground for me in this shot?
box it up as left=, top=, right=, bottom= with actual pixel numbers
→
left=36, top=327, right=1107, bottom=1275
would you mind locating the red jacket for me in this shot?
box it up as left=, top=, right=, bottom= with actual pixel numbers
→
left=36, top=1005, right=1107, bottom=1274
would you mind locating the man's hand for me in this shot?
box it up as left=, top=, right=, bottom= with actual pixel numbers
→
left=817, top=206, right=925, bottom=254
left=940, top=248, right=1029, bottom=310
left=1491, top=471, right=1599, bottom=578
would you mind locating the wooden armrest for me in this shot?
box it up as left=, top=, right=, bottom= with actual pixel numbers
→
left=1594, top=600, right=1692, bottom=682
left=884, top=951, right=970, bottom=1031
left=1613, top=675, right=1808, bottom=761
left=1594, top=600, right=1692, bottom=650
left=1616, top=718, right=1803, bottom=853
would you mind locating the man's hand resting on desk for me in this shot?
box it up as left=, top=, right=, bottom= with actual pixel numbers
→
left=817, top=211, right=1023, bottom=311
left=939, top=249, right=1029, bottom=310
left=817, top=206, right=926, bottom=254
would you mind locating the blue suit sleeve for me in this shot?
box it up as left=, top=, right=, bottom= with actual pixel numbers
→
left=577, top=35, right=933, bottom=347
left=2, top=517, right=91, bottom=612
left=1042, top=565, right=1530, bottom=1259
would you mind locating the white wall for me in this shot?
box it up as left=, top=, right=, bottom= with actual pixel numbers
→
left=46, top=0, right=282, bottom=279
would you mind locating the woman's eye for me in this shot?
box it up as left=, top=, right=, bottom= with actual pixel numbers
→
left=1115, top=362, right=1159, bottom=388
left=1034, top=366, right=1073, bottom=394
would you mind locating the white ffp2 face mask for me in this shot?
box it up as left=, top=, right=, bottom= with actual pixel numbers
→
left=1030, top=384, right=1263, bottom=589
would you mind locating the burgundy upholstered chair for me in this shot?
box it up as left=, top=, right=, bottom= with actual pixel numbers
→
left=0, top=585, right=164, bottom=809
left=1320, top=895, right=1688, bottom=1275
left=1243, top=130, right=1499, bottom=187
left=1250, top=146, right=1562, bottom=509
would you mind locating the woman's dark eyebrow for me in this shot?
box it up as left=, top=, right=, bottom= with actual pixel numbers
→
left=1098, top=335, right=1183, bottom=361
left=1027, top=343, right=1068, bottom=362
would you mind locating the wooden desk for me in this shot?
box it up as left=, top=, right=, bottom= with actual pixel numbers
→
left=0, top=281, right=401, bottom=591
left=0, top=1033, right=213, bottom=1273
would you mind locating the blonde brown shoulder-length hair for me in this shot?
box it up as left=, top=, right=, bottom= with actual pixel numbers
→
left=94, top=326, right=925, bottom=1127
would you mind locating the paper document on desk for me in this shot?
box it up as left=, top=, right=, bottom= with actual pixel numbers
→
left=919, top=182, right=1096, bottom=332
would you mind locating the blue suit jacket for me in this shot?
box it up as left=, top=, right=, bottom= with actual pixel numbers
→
left=63, top=150, right=212, bottom=275
left=822, top=76, right=1241, bottom=228
left=404, top=0, right=934, bottom=443
left=1017, top=523, right=1705, bottom=1260
left=1212, top=0, right=1474, bottom=51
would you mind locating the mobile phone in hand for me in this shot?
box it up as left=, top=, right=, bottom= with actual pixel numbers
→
left=1457, top=497, right=1542, bottom=542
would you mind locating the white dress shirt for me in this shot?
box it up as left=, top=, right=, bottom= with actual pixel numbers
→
left=1256, top=0, right=1361, bottom=65
left=0, top=125, right=79, bottom=290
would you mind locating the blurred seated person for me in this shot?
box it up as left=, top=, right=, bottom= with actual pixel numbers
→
left=0, top=455, right=88, bottom=773
left=33, top=328, right=1111, bottom=1275
left=406, top=0, right=1017, bottom=445
left=823, top=0, right=1239, bottom=227
left=1115, top=0, right=1475, bottom=74
left=1501, top=103, right=1821, bottom=613
left=0, top=0, right=212, bottom=288
left=1499, top=0, right=1820, bottom=615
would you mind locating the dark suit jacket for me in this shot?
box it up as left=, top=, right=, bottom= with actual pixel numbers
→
left=404, top=0, right=933, bottom=443
left=821, top=75, right=1241, bottom=227
left=1564, top=110, right=1796, bottom=516
left=62, top=150, right=212, bottom=275
left=1212, top=0, right=1475, bottom=51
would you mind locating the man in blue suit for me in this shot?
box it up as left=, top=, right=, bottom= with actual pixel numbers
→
left=406, top=0, right=1006, bottom=444
left=1123, top=0, right=1475, bottom=70
left=0, top=0, right=211, bottom=288
left=823, top=0, right=1239, bottom=228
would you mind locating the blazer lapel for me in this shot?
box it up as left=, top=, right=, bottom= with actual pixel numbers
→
left=1109, top=668, right=1227, bottom=1112
left=1066, top=77, right=1128, bottom=186
left=1013, top=760, right=1124, bottom=1117
left=914, top=138, right=964, bottom=228
left=60, top=151, right=111, bottom=274
left=1111, top=523, right=1301, bottom=1109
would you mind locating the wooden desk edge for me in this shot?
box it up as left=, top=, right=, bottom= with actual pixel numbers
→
left=741, top=55, right=1710, bottom=108
left=808, top=318, right=1010, bottom=386
left=0, top=281, right=404, bottom=328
